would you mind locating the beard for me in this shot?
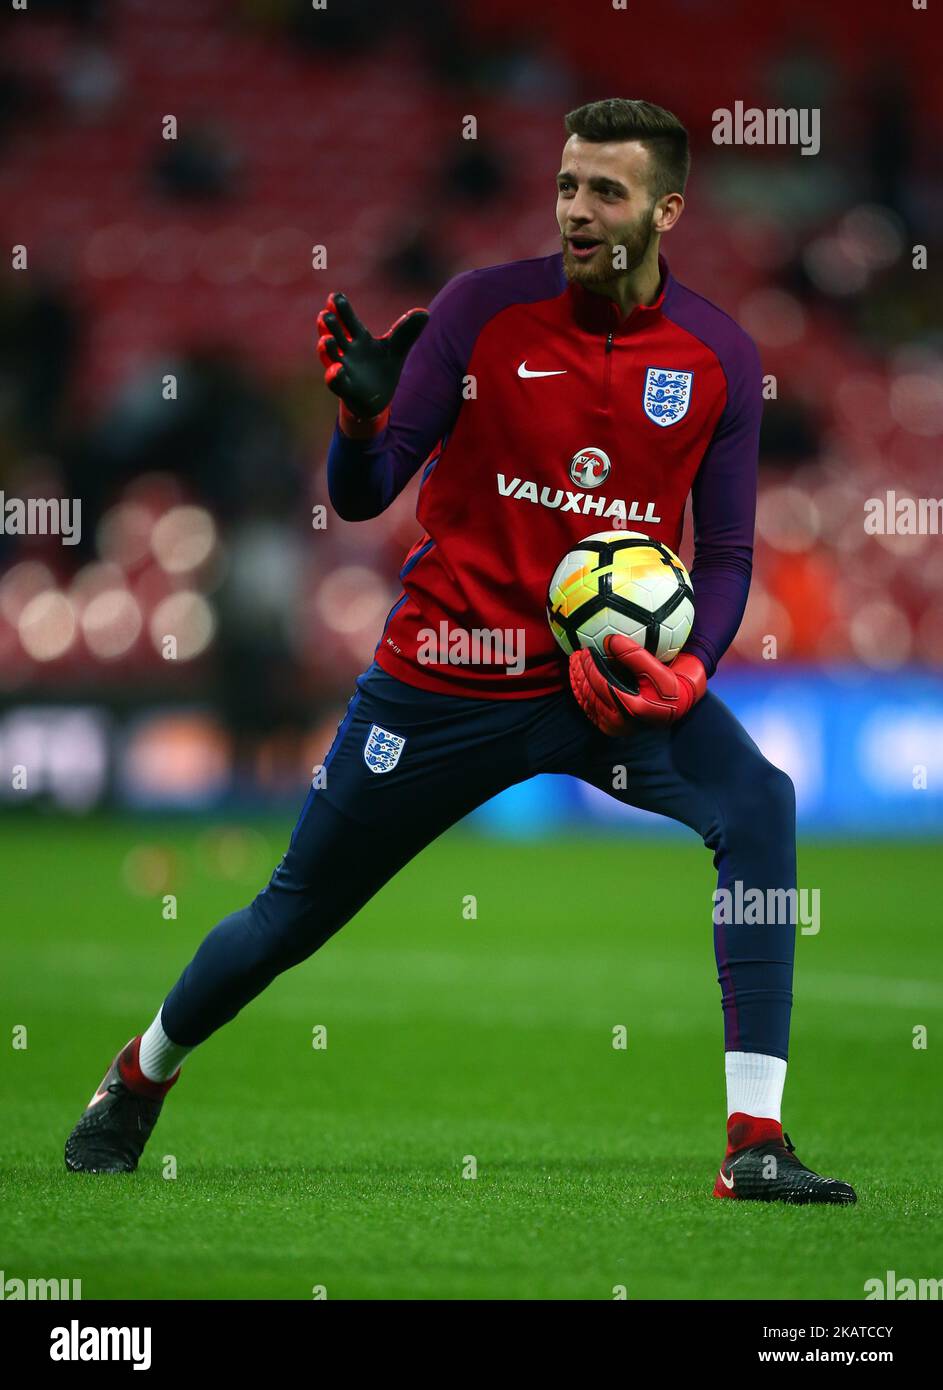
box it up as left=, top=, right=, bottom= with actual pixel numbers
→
left=562, top=203, right=656, bottom=288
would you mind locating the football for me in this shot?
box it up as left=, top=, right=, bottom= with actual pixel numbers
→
left=547, top=530, right=695, bottom=664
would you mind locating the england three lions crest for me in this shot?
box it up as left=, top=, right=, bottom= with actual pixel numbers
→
left=643, top=367, right=693, bottom=427
left=363, top=723, right=406, bottom=775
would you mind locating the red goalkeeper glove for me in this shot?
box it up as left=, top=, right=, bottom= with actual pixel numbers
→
left=569, top=635, right=707, bottom=735
left=317, top=291, right=428, bottom=438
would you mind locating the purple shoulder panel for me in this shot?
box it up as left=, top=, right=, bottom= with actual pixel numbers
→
left=397, top=253, right=567, bottom=404
left=663, top=278, right=763, bottom=419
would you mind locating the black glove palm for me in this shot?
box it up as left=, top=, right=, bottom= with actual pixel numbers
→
left=317, top=291, right=429, bottom=419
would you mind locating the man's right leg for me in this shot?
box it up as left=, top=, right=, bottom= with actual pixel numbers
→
left=159, top=791, right=455, bottom=1051
left=64, top=663, right=538, bottom=1172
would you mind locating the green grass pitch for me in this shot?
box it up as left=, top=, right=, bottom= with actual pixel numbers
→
left=2, top=816, right=941, bottom=1300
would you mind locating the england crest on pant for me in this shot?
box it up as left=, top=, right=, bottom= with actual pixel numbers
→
left=643, top=367, right=693, bottom=427
left=363, top=723, right=407, bottom=775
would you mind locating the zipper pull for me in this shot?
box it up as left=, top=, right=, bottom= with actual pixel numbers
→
left=606, top=331, right=613, bottom=352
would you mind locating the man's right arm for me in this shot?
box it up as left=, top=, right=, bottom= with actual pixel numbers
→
left=325, top=274, right=473, bottom=521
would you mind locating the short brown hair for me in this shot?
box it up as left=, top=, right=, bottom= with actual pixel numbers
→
left=563, top=98, right=690, bottom=201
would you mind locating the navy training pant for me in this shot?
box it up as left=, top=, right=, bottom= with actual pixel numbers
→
left=161, top=661, right=797, bottom=1059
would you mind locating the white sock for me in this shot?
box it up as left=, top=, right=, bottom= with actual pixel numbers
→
left=138, top=1009, right=192, bottom=1082
left=725, top=1051, right=786, bottom=1122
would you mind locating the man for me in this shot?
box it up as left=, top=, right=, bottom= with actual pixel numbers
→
left=66, top=98, right=855, bottom=1204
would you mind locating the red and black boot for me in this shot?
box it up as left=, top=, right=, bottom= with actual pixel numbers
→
left=713, top=1113, right=857, bottom=1205
left=65, top=1037, right=180, bottom=1173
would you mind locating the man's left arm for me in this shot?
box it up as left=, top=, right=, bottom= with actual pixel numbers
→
left=681, top=333, right=763, bottom=677
left=569, top=335, right=762, bottom=731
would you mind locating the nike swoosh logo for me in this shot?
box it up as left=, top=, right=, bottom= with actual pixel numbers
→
left=517, top=361, right=567, bottom=378
left=87, top=1089, right=110, bottom=1109
left=718, top=1166, right=735, bottom=1190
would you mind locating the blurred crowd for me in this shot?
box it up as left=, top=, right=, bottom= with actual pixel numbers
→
left=1, top=0, right=941, bottom=767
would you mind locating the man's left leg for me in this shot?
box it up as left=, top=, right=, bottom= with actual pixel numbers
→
left=560, top=690, right=856, bottom=1204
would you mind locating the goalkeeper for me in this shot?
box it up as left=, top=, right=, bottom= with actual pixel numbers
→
left=65, top=98, right=856, bottom=1206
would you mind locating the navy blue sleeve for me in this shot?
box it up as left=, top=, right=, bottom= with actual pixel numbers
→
left=326, top=272, right=475, bottom=521
left=683, top=334, right=763, bottom=677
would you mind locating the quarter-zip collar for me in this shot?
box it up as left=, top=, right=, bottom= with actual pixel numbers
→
left=565, top=253, right=671, bottom=339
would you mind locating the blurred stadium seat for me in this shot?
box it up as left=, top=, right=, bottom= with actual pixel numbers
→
left=1, top=0, right=941, bottom=819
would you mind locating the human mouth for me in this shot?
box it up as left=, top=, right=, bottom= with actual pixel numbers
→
left=567, top=236, right=604, bottom=261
